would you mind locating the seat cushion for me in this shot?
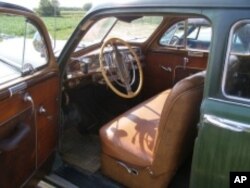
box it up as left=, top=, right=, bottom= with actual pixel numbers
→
left=99, top=90, right=170, bottom=167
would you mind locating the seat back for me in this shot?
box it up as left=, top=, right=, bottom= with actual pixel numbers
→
left=151, top=71, right=205, bottom=176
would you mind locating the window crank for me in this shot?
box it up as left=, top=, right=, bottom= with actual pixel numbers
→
left=183, top=57, right=189, bottom=69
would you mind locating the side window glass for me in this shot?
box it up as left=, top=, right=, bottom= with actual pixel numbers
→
left=159, top=21, right=185, bottom=46
left=160, top=18, right=212, bottom=51
left=223, top=22, right=250, bottom=99
left=187, top=24, right=212, bottom=50
left=24, top=23, right=48, bottom=71
left=0, top=14, right=48, bottom=85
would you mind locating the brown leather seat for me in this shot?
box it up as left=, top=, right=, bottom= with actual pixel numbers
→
left=99, top=71, right=205, bottom=188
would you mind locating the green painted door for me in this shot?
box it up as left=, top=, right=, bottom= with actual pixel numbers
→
left=190, top=20, right=250, bottom=188
left=190, top=100, right=250, bottom=188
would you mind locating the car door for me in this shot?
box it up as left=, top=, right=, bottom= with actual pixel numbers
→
left=0, top=6, right=59, bottom=187
left=190, top=19, right=250, bottom=188
left=144, top=18, right=211, bottom=97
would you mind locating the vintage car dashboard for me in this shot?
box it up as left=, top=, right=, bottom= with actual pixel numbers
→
left=65, top=46, right=144, bottom=88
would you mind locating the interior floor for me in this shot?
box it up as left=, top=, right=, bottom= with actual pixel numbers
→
left=61, top=128, right=101, bottom=173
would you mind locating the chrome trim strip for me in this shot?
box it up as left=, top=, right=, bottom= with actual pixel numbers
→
left=221, top=20, right=250, bottom=103
left=188, top=51, right=204, bottom=57
left=208, top=97, right=250, bottom=108
left=8, top=82, right=27, bottom=97
left=204, top=114, right=250, bottom=133
left=174, top=65, right=204, bottom=71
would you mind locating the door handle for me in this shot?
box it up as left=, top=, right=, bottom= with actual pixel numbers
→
left=203, top=114, right=250, bottom=133
left=0, top=123, right=30, bottom=152
left=160, top=65, right=172, bottom=72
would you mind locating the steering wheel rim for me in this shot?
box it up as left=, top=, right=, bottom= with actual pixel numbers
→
left=99, top=37, right=143, bottom=98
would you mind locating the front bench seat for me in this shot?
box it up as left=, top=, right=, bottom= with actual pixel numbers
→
left=99, top=71, right=205, bottom=188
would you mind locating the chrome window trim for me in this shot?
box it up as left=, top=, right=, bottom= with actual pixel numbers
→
left=203, top=114, right=250, bottom=133
left=221, top=19, right=250, bottom=103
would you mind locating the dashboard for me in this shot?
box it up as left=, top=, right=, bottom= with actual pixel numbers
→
left=65, top=46, right=144, bottom=88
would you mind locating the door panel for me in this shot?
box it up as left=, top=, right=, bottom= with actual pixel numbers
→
left=143, top=50, right=207, bottom=97
left=0, top=74, right=59, bottom=187
left=173, top=66, right=204, bottom=84
left=0, top=102, right=35, bottom=187
left=28, top=76, right=59, bottom=167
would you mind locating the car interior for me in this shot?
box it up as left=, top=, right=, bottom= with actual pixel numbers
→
left=0, top=8, right=212, bottom=188
left=55, top=14, right=211, bottom=188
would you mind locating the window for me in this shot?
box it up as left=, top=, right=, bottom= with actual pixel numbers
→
left=223, top=21, right=250, bottom=100
left=78, top=17, right=117, bottom=49
left=77, top=16, right=163, bottom=50
left=160, top=18, right=212, bottom=51
left=160, top=21, right=185, bottom=46
left=0, top=14, right=48, bottom=84
left=107, top=16, right=163, bottom=43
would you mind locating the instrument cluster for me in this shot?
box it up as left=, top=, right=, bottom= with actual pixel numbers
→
left=65, top=47, right=143, bottom=88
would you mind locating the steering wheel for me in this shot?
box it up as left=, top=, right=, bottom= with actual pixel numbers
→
left=99, top=37, right=143, bottom=98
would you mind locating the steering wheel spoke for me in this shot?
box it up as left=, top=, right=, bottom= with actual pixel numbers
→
left=124, top=82, right=133, bottom=94
left=99, top=37, right=143, bottom=98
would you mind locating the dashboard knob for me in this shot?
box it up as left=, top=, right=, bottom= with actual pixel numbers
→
left=38, top=106, right=46, bottom=114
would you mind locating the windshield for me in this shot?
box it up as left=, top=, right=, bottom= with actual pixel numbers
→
left=78, top=17, right=117, bottom=49
left=77, top=16, right=163, bottom=49
left=107, top=16, right=163, bottom=42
